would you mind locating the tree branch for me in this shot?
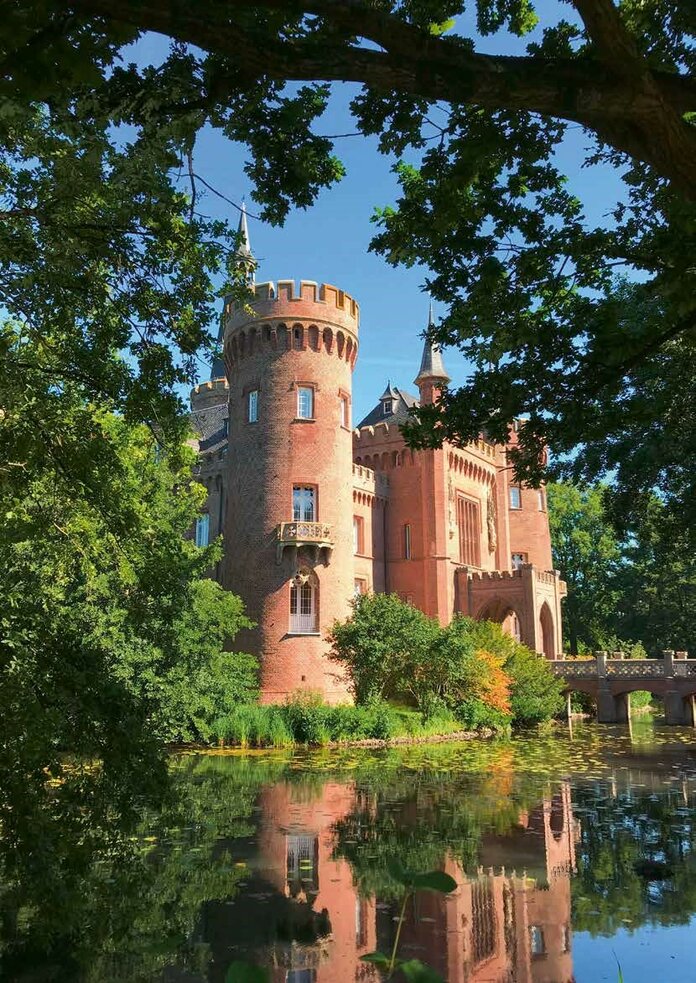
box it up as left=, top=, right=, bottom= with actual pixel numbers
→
left=64, top=0, right=696, bottom=196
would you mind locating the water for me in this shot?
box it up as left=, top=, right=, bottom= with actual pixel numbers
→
left=6, top=719, right=696, bottom=982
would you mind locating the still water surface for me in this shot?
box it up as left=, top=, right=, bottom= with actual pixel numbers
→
left=15, top=720, right=696, bottom=982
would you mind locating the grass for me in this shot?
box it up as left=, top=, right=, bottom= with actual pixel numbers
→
left=209, top=698, right=470, bottom=748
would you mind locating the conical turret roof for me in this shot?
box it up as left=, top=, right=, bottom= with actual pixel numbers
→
left=414, top=302, right=450, bottom=386
left=379, top=380, right=399, bottom=401
left=236, top=199, right=252, bottom=260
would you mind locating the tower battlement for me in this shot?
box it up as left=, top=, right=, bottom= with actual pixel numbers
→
left=224, top=280, right=359, bottom=331
left=190, top=377, right=229, bottom=410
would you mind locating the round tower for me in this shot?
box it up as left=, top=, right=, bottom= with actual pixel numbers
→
left=223, top=279, right=358, bottom=703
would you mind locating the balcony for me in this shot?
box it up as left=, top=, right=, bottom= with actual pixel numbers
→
left=276, top=520, right=334, bottom=564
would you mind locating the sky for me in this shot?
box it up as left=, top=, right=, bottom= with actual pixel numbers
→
left=132, top=4, right=627, bottom=425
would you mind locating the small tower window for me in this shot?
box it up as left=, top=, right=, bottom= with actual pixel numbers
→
left=195, top=514, right=210, bottom=547
left=353, top=515, right=364, bottom=555
left=223, top=417, right=229, bottom=436
left=293, top=486, right=316, bottom=522
left=248, top=389, right=259, bottom=423
left=297, top=386, right=314, bottom=419
left=509, top=486, right=522, bottom=509
left=403, top=523, right=412, bottom=560
left=383, top=398, right=392, bottom=416
left=511, top=552, right=527, bottom=570
left=289, top=576, right=318, bottom=634
left=538, top=489, right=546, bottom=511
left=529, top=925, right=546, bottom=956
left=340, top=394, right=350, bottom=429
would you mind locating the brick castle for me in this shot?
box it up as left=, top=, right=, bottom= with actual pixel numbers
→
left=191, top=208, right=566, bottom=702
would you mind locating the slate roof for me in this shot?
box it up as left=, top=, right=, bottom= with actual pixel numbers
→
left=190, top=402, right=229, bottom=455
left=356, top=386, right=420, bottom=429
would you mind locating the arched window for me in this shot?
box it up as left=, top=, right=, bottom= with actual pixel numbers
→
left=289, top=571, right=319, bottom=634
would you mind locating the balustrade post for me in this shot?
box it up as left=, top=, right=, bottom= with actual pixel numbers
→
left=663, top=650, right=675, bottom=677
left=596, top=653, right=607, bottom=678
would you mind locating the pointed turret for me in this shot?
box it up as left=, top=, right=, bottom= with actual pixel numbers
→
left=414, top=303, right=450, bottom=388
left=236, top=199, right=256, bottom=286
left=210, top=315, right=226, bottom=381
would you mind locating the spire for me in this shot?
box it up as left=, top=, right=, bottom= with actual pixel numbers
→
left=379, top=380, right=399, bottom=402
left=236, top=198, right=255, bottom=285
left=414, top=302, right=450, bottom=387
left=237, top=199, right=252, bottom=259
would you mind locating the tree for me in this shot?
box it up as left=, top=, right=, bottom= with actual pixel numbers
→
left=1, top=2, right=693, bottom=533
left=329, top=593, right=439, bottom=706
left=610, top=493, right=696, bottom=656
left=0, top=322, right=256, bottom=926
left=547, top=482, right=623, bottom=654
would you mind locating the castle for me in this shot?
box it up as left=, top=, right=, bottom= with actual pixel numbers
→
left=190, top=209, right=566, bottom=702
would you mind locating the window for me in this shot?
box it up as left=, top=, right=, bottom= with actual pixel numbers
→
left=561, top=925, right=570, bottom=953
left=195, top=514, right=209, bottom=547
left=297, top=385, right=314, bottom=419
left=286, top=971, right=316, bottom=983
left=222, top=417, right=229, bottom=436
left=289, top=581, right=318, bottom=634
left=538, top=489, right=546, bottom=511
left=293, top=486, right=316, bottom=522
left=511, top=612, right=522, bottom=643
left=472, top=880, right=496, bottom=965
left=248, top=389, right=258, bottom=423
left=403, top=523, right=412, bottom=560
left=511, top=552, right=527, bottom=570
left=383, top=398, right=392, bottom=415
left=354, top=578, right=368, bottom=598
left=355, top=898, right=368, bottom=948
left=509, top=485, right=522, bottom=509
left=353, top=515, right=364, bottom=554
left=340, top=394, right=350, bottom=428
left=286, top=833, right=319, bottom=896
left=458, top=496, right=481, bottom=567
left=529, top=925, right=546, bottom=956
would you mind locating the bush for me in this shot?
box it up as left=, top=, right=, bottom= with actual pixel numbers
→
left=211, top=706, right=293, bottom=748
left=461, top=619, right=564, bottom=725
left=282, top=692, right=332, bottom=745
left=329, top=593, right=439, bottom=706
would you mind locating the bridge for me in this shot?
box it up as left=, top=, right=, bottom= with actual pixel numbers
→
left=551, top=651, right=696, bottom=725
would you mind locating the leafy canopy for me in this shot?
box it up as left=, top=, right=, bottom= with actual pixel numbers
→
left=1, top=1, right=694, bottom=534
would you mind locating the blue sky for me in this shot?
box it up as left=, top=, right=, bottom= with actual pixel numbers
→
left=132, top=6, right=626, bottom=424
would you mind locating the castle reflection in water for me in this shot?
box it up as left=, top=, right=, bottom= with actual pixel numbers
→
left=194, top=780, right=579, bottom=983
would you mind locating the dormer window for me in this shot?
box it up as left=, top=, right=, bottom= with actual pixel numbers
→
left=383, top=399, right=392, bottom=415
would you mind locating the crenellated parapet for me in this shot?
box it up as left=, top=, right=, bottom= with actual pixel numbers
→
left=223, top=280, right=359, bottom=371
left=352, top=462, right=389, bottom=504
left=190, top=377, right=229, bottom=410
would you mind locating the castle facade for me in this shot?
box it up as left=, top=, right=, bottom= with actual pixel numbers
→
left=191, top=215, right=566, bottom=703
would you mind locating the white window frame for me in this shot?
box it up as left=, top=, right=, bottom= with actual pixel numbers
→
left=195, top=514, right=210, bottom=547
left=511, top=552, right=526, bottom=570
left=509, top=485, right=522, bottom=509
left=248, top=389, right=259, bottom=423
left=293, top=485, right=316, bottom=522
left=383, top=398, right=392, bottom=415
left=297, top=385, right=314, bottom=419
left=289, top=581, right=318, bottom=634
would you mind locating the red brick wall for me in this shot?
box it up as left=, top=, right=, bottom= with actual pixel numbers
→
left=223, top=281, right=358, bottom=703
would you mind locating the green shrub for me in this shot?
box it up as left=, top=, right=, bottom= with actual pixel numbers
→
left=282, top=692, right=332, bottom=745
left=463, top=619, right=564, bottom=725
left=329, top=593, right=439, bottom=706
left=210, top=706, right=293, bottom=747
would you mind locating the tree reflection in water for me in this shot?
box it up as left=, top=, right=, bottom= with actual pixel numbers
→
left=2, top=727, right=696, bottom=981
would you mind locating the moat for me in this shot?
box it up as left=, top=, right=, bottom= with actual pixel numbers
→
left=12, top=720, right=696, bottom=982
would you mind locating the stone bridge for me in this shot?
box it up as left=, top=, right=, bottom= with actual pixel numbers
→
left=551, top=651, right=696, bottom=725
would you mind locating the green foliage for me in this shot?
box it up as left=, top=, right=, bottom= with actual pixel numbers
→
left=329, top=593, right=439, bottom=706
left=332, top=597, right=562, bottom=730
left=547, top=481, right=623, bottom=654
left=464, top=620, right=565, bottom=724
left=549, top=480, right=696, bottom=657
left=210, top=698, right=466, bottom=747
